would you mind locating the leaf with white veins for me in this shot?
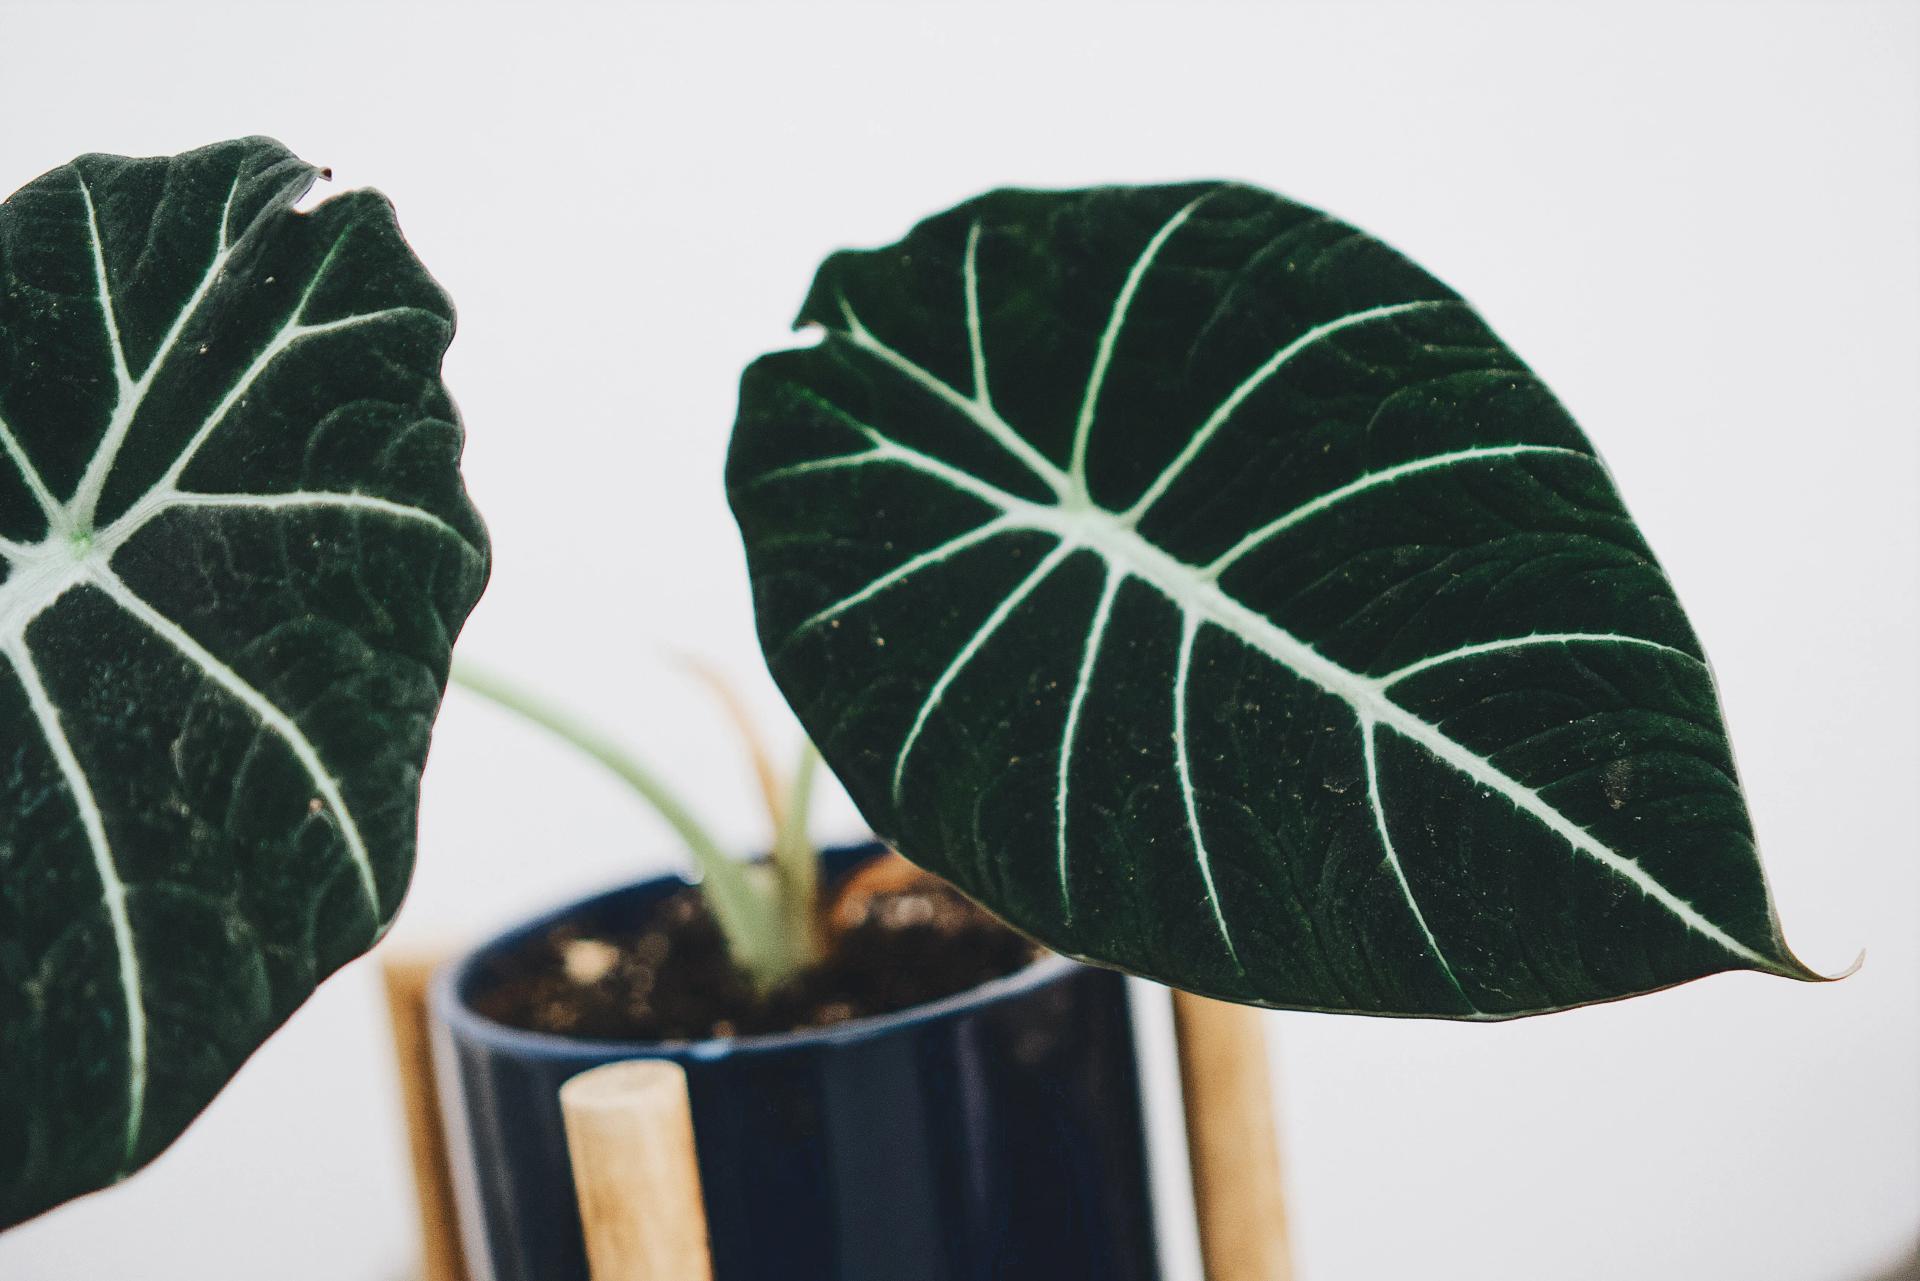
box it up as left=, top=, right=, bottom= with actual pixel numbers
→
left=727, top=182, right=1822, bottom=1019
left=0, top=138, right=486, bottom=1225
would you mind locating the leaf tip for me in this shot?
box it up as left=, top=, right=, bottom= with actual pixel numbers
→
left=1824, top=947, right=1867, bottom=982
left=1771, top=943, right=1863, bottom=984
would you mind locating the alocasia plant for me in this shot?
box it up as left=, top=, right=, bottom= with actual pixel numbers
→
left=0, top=138, right=486, bottom=1225
left=728, top=182, right=1824, bottom=1019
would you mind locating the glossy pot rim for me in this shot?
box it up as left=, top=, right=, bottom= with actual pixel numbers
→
left=431, top=841, right=1080, bottom=1062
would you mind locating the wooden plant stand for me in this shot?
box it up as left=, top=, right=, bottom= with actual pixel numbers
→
left=382, top=950, right=1293, bottom=1281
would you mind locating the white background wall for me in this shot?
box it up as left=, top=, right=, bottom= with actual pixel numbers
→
left=0, top=1, right=1915, bottom=1278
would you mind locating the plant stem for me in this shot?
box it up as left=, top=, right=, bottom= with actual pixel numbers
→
left=770, top=740, right=823, bottom=967
left=674, top=652, right=786, bottom=836
left=449, top=659, right=799, bottom=991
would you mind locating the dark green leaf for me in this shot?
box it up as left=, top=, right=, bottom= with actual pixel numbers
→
left=0, top=138, right=487, bottom=1224
left=728, top=182, right=1818, bottom=1020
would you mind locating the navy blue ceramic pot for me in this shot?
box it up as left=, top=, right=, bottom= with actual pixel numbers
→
left=431, top=843, right=1162, bottom=1281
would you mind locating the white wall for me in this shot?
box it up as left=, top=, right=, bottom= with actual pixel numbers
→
left=0, top=2, right=1914, bottom=1278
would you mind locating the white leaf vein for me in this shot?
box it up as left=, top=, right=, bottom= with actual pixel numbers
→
left=1123, top=298, right=1453, bottom=524
left=92, top=572, right=382, bottom=913
left=1379, top=632, right=1704, bottom=687
left=835, top=296, right=1069, bottom=499
left=1070, top=195, right=1209, bottom=496
left=1206, top=444, right=1589, bottom=577
left=891, top=541, right=1074, bottom=803
left=1056, top=563, right=1122, bottom=918
left=70, top=177, right=243, bottom=529
left=1174, top=614, right=1244, bottom=969
left=75, top=173, right=134, bottom=395
left=1362, top=717, right=1476, bottom=1011
left=789, top=515, right=1014, bottom=643
left=161, top=490, right=475, bottom=548
left=2, top=634, right=148, bottom=1166
left=963, top=222, right=992, bottom=411
left=0, top=409, right=62, bottom=528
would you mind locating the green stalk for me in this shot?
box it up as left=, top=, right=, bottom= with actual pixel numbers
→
left=770, top=740, right=823, bottom=967
left=449, top=659, right=799, bottom=991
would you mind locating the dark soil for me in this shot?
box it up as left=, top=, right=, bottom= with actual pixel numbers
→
left=472, top=868, right=1042, bottom=1042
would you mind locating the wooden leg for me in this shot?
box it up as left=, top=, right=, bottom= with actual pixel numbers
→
left=1171, top=988, right=1294, bottom=1281
left=380, top=948, right=468, bottom=1281
left=560, top=1060, right=715, bottom=1281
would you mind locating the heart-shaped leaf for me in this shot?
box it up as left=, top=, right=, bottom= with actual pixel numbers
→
left=0, top=138, right=486, bottom=1225
left=728, top=182, right=1819, bottom=1019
